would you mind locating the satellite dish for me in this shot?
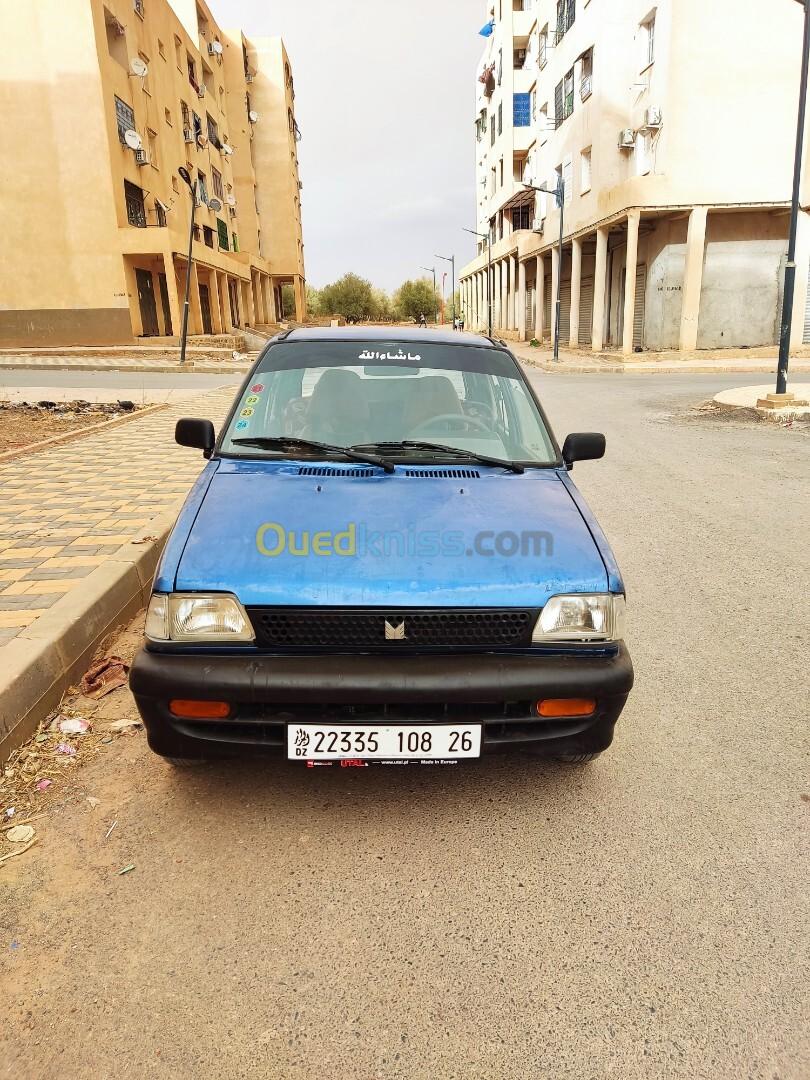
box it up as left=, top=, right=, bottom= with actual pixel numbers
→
left=248, top=110, right=259, bottom=123
left=130, top=57, right=148, bottom=77
left=226, top=194, right=237, bottom=206
left=208, top=197, right=223, bottom=212
left=123, top=129, right=142, bottom=151
left=211, top=40, right=223, bottom=55
left=196, top=132, right=209, bottom=147
left=222, top=143, right=233, bottom=155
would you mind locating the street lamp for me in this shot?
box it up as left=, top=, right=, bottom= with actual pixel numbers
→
left=420, top=265, right=438, bottom=323
left=463, top=227, right=492, bottom=337
left=436, top=253, right=456, bottom=327
left=775, top=0, right=810, bottom=396
left=177, top=166, right=197, bottom=367
left=524, top=178, right=565, bottom=362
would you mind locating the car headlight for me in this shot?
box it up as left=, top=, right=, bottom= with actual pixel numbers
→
left=532, top=594, right=625, bottom=643
left=145, top=593, right=254, bottom=642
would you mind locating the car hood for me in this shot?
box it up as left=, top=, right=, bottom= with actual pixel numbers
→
left=173, top=460, right=608, bottom=607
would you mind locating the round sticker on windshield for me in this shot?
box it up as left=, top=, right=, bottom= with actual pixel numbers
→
left=236, top=419, right=249, bottom=429
left=240, top=407, right=254, bottom=418
left=245, top=395, right=259, bottom=405
left=250, top=383, right=264, bottom=393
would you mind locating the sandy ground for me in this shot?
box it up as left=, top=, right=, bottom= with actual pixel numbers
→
left=0, top=407, right=123, bottom=454
left=0, top=374, right=808, bottom=1080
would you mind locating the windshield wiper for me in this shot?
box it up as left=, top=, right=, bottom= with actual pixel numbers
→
left=230, top=436, right=395, bottom=473
left=351, top=440, right=524, bottom=474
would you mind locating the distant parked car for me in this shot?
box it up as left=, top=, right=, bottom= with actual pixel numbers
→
left=130, top=328, right=633, bottom=766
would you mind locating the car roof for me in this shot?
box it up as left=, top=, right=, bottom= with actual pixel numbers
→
left=279, top=327, right=502, bottom=348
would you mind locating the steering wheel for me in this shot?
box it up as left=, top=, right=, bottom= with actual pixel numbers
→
left=407, top=412, right=493, bottom=438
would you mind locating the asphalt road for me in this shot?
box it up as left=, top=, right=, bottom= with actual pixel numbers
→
left=1, top=374, right=808, bottom=1079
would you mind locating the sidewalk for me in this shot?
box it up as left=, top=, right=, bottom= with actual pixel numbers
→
left=0, top=350, right=255, bottom=375
left=0, top=384, right=236, bottom=760
left=511, top=340, right=810, bottom=374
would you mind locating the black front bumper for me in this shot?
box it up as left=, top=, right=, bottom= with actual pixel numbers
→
left=130, top=645, right=634, bottom=760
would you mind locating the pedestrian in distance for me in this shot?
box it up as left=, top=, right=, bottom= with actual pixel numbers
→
left=418, top=312, right=427, bottom=328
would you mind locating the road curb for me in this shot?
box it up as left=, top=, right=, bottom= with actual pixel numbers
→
left=521, top=357, right=808, bottom=375
left=0, top=362, right=251, bottom=375
left=0, top=508, right=181, bottom=764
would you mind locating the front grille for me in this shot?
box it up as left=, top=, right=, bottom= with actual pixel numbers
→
left=247, top=608, right=535, bottom=649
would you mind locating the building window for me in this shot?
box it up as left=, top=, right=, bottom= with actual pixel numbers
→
left=580, top=49, right=593, bottom=100
left=212, top=167, right=224, bottom=200
left=146, top=128, right=157, bottom=168
left=563, top=156, right=573, bottom=205
left=490, top=115, right=496, bottom=146
left=133, top=0, right=144, bottom=18
left=124, top=180, right=146, bottom=227
left=164, top=107, right=172, bottom=126
left=580, top=147, right=592, bottom=193
left=539, top=27, right=548, bottom=69
left=192, top=111, right=202, bottom=137
left=499, top=158, right=504, bottom=187
left=556, top=0, right=575, bottom=40
left=513, top=205, right=531, bottom=231
left=217, top=217, right=230, bottom=250
left=641, top=13, right=655, bottom=69
left=530, top=86, right=537, bottom=122
left=158, top=39, right=165, bottom=60
left=232, top=233, right=239, bottom=253
left=514, top=46, right=527, bottom=70
left=155, top=201, right=167, bottom=227
left=187, top=55, right=198, bottom=91
left=172, top=175, right=180, bottom=194
left=513, top=93, right=531, bottom=127
left=197, top=171, right=208, bottom=204
left=203, top=225, right=215, bottom=248
left=206, top=114, right=221, bottom=148
left=554, top=68, right=575, bottom=127
left=174, top=35, right=183, bottom=71
left=104, top=8, right=128, bottom=69
left=114, top=96, right=136, bottom=143
left=497, top=102, right=503, bottom=135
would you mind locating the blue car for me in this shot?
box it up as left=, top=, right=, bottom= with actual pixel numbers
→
left=130, top=329, right=633, bottom=766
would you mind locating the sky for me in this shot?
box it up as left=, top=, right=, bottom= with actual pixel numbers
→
left=208, top=0, right=484, bottom=294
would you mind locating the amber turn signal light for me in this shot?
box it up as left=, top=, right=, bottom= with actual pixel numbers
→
left=169, top=699, right=231, bottom=719
left=536, top=698, right=596, bottom=718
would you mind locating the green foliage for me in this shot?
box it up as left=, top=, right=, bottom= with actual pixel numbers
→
left=305, top=285, right=321, bottom=317
left=393, top=278, right=438, bottom=322
left=318, top=273, right=377, bottom=320
left=280, top=283, right=296, bottom=319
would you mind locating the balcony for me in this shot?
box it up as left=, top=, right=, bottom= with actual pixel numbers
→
left=512, top=9, right=537, bottom=39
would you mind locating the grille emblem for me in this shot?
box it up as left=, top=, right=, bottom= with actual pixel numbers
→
left=384, top=618, right=406, bottom=640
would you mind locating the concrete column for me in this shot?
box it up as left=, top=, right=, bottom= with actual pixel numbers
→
left=592, top=227, right=608, bottom=351
left=162, top=253, right=182, bottom=341
left=550, top=245, right=560, bottom=345
left=622, top=210, right=641, bottom=355
left=242, top=277, right=255, bottom=327
left=262, top=275, right=275, bottom=323
left=678, top=206, right=707, bottom=352
left=218, top=272, right=231, bottom=332
left=535, top=254, right=544, bottom=340
left=478, top=272, right=485, bottom=331
left=122, top=260, right=143, bottom=337
left=517, top=259, right=527, bottom=340
left=208, top=269, right=224, bottom=334
left=188, top=261, right=203, bottom=335
left=569, top=237, right=582, bottom=348
left=251, top=271, right=262, bottom=326
left=501, top=260, right=509, bottom=331
left=790, top=209, right=810, bottom=350
left=294, top=277, right=306, bottom=321
left=508, top=254, right=517, bottom=330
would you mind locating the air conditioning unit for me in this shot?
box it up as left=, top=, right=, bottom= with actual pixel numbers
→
left=644, top=106, right=663, bottom=129
left=515, top=49, right=527, bottom=67
left=194, top=195, right=206, bottom=208
left=618, top=127, right=636, bottom=149
left=228, top=206, right=237, bottom=218
left=208, top=40, right=223, bottom=56
left=183, top=128, right=194, bottom=143
left=248, top=110, right=260, bottom=123
left=197, top=84, right=206, bottom=98
left=532, top=217, right=545, bottom=233
left=134, top=148, right=149, bottom=166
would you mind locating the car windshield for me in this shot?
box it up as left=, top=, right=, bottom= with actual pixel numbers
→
left=219, top=340, right=558, bottom=465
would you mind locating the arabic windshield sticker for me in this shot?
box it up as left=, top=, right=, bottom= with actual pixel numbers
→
left=358, top=349, right=421, bottom=362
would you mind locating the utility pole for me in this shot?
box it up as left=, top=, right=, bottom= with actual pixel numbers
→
left=177, top=166, right=197, bottom=367
left=436, top=253, right=456, bottom=327
left=524, top=178, right=565, bottom=362
left=775, top=0, right=810, bottom=396
left=420, top=266, right=438, bottom=323
left=463, top=228, right=492, bottom=336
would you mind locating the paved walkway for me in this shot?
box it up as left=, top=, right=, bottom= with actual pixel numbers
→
left=0, top=354, right=254, bottom=375
left=511, top=340, right=810, bottom=374
left=0, top=385, right=237, bottom=646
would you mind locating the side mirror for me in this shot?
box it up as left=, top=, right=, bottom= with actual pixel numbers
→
left=561, top=432, right=606, bottom=468
left=175, top=417, right=215, bottom=456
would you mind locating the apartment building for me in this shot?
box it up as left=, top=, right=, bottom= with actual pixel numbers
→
left=460, top=0, right=810, bottom=353
left=0, top=0, right=305, bottom=347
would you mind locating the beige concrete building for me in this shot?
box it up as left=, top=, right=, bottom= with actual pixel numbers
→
left=460, top=0, right=810, bottom=353
left=0, top=0, right=305, bottom=347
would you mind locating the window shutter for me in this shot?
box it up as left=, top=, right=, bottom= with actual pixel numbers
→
left=554, top=81, right=563, bottom=128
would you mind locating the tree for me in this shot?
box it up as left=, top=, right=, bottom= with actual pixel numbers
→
left=370, top=288, right=394, bottom=322
left=280, top=283, right=296, bottom=319
left=318, top=273, right=376, bottom=321
left=394, top=278, right=438, bottom=322
left=305, top=284, right=321, bottom=318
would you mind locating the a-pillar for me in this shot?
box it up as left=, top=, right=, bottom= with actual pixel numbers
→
left=569, top=236, right=582, bottom=348
left=188, top=261, right=203, bottom=336
left=622, top=210, right=641, bottom=355
left=535, top=254, right=545, bottom=341
left=550, top=245, right=560, bottom=347
left=161, top=253, right=182, bottom=340
left=591, top=227, right=608, bottom=351
left=790, top=209, right=810, bottom=350
left=209, top=268, right=225, bottom=334
left=508, top=254, right=517, bottom=330
left=678, top=206, right=708, bottom=352
left=517, top=259, right=527, bottom=340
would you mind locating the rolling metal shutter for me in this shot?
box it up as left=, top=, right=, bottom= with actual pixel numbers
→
left=544, top=275, right=552, bottom=337
left=578, top=278, right=594, bottom=345
left=633, top=264, right=647, bottom=349
left=559, top=281, right=572, bottom=341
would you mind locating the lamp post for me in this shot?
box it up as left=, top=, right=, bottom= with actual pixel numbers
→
left=775, top=0, right=810, bottom=396
left=524, top=178, right=565, bottom=362
left=436, top=253, right=456, bottom=327
left=420, top=265, right=438, bottom=323
left=463, top=227, right=492, bottom=336
left=177, top=166, right=197, bottom=367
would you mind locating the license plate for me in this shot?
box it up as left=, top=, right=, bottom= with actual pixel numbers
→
left=287, top=723, right=481, bottom=761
